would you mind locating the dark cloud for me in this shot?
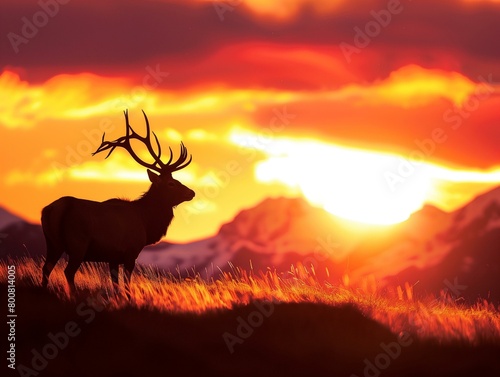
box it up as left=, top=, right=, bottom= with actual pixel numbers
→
left=1, top=0, right=500, bottom=85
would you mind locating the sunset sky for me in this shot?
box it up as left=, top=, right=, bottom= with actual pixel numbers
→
left=1, top=0, right=500, bottom=242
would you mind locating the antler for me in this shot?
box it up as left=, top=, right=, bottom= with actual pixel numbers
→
left=92, top=110, right=192, bottom=174
left=166, top=141, right=192, bottom=172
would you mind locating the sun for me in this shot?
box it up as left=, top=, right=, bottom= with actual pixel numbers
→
left=230, top=129, right=433, bottom=225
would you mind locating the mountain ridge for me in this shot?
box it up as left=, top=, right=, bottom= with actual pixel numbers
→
left=0, top=206, right=24, bottom=230
left=139, top=186, right=500, bottom=302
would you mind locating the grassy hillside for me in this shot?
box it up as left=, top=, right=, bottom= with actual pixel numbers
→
left=1, top=258, right=499, bottom=377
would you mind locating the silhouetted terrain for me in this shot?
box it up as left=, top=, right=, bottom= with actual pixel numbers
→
left=140, top=187, right=500, bottom=303
left=387, top=227, right=500, bottom=303
left=2, top=187, right=500, bottom=303
left=0, top=221, right=44, bottom=260
left=3, top=284, right=499, bottom=377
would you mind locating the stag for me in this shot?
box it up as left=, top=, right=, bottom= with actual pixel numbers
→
left=41, top=110, right=195, bottom=293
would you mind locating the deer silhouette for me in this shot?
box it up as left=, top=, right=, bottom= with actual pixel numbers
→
left=41, top=110, right=195, bottom=293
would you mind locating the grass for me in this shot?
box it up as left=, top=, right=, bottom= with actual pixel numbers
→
left=2, top=257, right=499, bottom=345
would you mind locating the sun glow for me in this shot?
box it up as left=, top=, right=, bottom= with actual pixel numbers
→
left=230, top=130, right=500, bottom=225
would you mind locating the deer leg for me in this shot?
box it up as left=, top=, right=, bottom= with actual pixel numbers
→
left=64, top=257, right=83, bottom=294
left=109, top=262, right=120, bottom=292
left=42, top=261, right=56, bottom=288
left=42, top=240, right=64, bottom=288
left=42, top=256, right=62, bottom=288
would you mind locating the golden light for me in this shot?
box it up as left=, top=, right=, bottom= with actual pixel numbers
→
left=68, top=153, right=199, bottom=184
left=371, top=65, right=476, bottom=107
left=207, top=0, right=347, bottom=20
left=0, top=65, right=478, bottom=131
left=2, top=64, right=500, bottom=238
left=204, top=0, right=500, bottom=21
left=230, top=129, right=500, bottom=225
left=0, top=70, right=131, bottom=128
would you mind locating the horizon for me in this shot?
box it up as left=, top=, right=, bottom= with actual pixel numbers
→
left=2, top=183, right=500, bottom=246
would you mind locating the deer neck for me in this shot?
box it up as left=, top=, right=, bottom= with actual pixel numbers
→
left=136, top=186, right=174, bottom=245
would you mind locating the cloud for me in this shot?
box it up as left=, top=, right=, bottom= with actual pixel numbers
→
left=3, top=150, right=201, bottom=187
left=2, top=63, right=498, bottom=171
left=309, top=64, right=478, bottom=108
left=2, top=0, right=500, bottom=84
left=4, top=168, right=62, bottom=187
left=0, top=70, right=130, bottom=128
left=186, top=129, right=219, bottom=141
left=0, top=67, right=297, bottom=128
left=1, top=64, right=481, bottom=127
left=210, top=0, right=347, bottom=20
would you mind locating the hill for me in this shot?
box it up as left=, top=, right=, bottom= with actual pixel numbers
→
left=7, top=286, right=499, bottom=377
left=2, top=258, right=499, bottom=377
left=0, top=207, right=44, bottom=260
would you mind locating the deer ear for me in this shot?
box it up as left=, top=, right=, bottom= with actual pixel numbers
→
left=147, top=170, right=161, bottom=184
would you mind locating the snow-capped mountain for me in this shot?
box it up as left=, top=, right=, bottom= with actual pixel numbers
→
left=138, top=196, right=451, bottom=281
left=386, top=187, right=500, bottom=302
left=344, top=203, right=454, bottom=284
left=443, top=186, right=500, bottom=240
left=138, top=197, right=369, bottom=277
left=139, top=187, right=500, bottom=303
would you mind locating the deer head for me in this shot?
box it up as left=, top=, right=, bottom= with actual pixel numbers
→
left=93, top=110, right=195, bottom=206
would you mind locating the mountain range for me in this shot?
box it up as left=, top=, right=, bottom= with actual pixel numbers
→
left=1, top=187, right=499, bottom=302
left=0, top=207, right=45, bottom=259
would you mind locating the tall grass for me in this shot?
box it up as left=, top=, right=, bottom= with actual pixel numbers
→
left=1, top=257, right=499, bottom=345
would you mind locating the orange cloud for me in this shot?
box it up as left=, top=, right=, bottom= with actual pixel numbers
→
left=244, top=0, right=344, bottom=20
left=1, top=66, right=498, bottom=242
left=0, top=64, right=483, bottom=130
left=3, top=63, right=498, bottom=174
left=365, top=65, right=477, bottom=107
left=207, top=0, right=500, bottom=20
left=317, top=65, right=478, bottom=108
left=0, top=71, right=131, bottom=128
